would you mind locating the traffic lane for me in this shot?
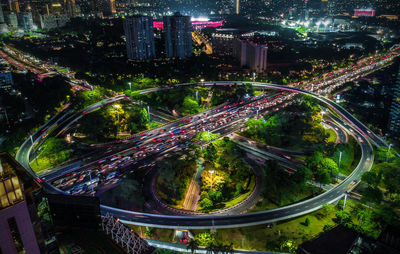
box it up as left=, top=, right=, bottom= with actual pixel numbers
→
left=323, top=120, right=347, bottom=143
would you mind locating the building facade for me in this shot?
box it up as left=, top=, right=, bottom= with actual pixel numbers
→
left=233, top=38, right=268, bottom=73
left=0, top=153, right=59, bottom=254
left=21, top=11, right=34, bottom=31
left=163, top=13, right=192, bottom=59
left=389, top=65, right=400, bottom=138
left=7, top=12, right=19, bottom=28
left=123, top=16, right=155, bottom=61
left=40, top=14, right=70, bottom=30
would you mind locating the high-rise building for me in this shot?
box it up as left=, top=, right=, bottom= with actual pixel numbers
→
left=97, top=0, right=116, bottom=16
left=9, top=0, right=20, bottom=14
left=21, top=11, right=34, bottom=31
left=0, top=153, right=59, bottom=254
left=7, top=12, right=18, bottom=28
left=0, top=4, right=5, bottom=23
left=389, top=65, right=400, bottom=138
left=235, top=0, right=239, bottom=14
left=123, top=16, right=155, bottom=61
left=40, top=14, right=70, bottom=30
left=163, top=13, right=192, bottom=59
left=233, top=38, right=268, bottom=73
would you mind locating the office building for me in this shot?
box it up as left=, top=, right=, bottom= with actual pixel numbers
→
left=0, top=5, right=4, bottom=23
left=235, top=0, right=239, bottom=14
left=21, top=11, right=34, bottom=31
left=389, top=65, right=400, bottom=138
left=40, top=14, right=70, bottom=30
left=97, top=0, right=116, bottom=16
left=232, top=38, right=268, bottom=73
left=123, top=16, right=155, bottom=60
left=7, top=12, right=18, bottom=28
left=0, top=70, right=13, bottom=87
left=163, top=13, right=192, bottom=59
left=0, top=153, right=58, bottom=254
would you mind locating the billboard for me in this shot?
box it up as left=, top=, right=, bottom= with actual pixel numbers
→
left=354, top=8, right=376, bottom=17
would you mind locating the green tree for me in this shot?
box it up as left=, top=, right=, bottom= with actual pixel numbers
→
left=180, top=96, right=201, bottom=115
left=200, top=198, right=214, bottom=210
left=361, top=186, right=383, bottom=204
left=321, top=158, right=339, bottom=180
left=280, top=240, right=298, bottom=253
left=361, top=171, right=381, bottom=187
left=204, top=144, right=218, bottom=162
left=314, top=167, right=331, bottom=188
left=195, top=233, right=216, bottom=247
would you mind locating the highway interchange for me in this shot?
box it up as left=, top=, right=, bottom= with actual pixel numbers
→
left=14, top=45, right=400, bottom=229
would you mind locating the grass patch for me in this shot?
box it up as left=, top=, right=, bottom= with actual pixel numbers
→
left=249, top=185, right=320, bottom=213
left=325, top=128, right=337, bottom=143
left=223, top=178, right=255, bottom=208
left=332, top=136, right=360, bottom=176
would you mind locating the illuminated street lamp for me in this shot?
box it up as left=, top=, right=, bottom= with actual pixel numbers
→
left=386, top=143, right=393, bottom=162
left=113, top=104, right=122, bottom=133
left=209, top=169, right=215, bottom=191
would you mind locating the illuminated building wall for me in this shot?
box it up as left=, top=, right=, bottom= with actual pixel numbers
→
left=0, top=153, right=59, bottom=254
left=354, top=8, right=375, bottom=17
left=163, top=13, right=192, bottom=59
left=233, top=38, right=268, bottom=73
left=123, top=16, right=155, bottom=60
left=389, top=65, right=400, bottom=137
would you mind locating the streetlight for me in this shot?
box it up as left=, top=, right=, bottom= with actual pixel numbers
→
left=209, top=169, right=215, bottom=191
left=147, top=105, right=150, bottom=123
left=386, top=144, right=393, bottom=162
left=128, top=82, right=132, bottom=90
left=113, top=104, right=121, bottom=133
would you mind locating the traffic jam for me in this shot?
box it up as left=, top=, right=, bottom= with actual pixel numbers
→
left=46, top=45, right=400, bottom=196
left=49, top=91, right=296, bottom=196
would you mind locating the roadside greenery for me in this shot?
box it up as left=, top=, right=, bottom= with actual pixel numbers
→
left=155, top=152, right=197, bottom=207
left=360, top=149, right=400, bottom=227
left=75, top=100, right=150, bottom=143
left=241, top=95, right=327, bottom=150
left=30, top=137, right=72, bottom=172
left=195, top=135, right=255, bottom=212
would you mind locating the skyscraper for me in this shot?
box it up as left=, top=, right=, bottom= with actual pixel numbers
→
left=123, top=16, right=155, bottom=61
left=235, top=0, right=239, bottom=14
left=389, top=65, right=400, bottom=138
left=233, top=38, right=268, bottom=73
left=21, top=11, right=34, bottom=31
left=97, top=0, right=116, bottom=16
left=163, top=13, right=192, bottom=59
left=7, top=12, right=18, bottom=28
left=0, top=4, right=5, bottom=23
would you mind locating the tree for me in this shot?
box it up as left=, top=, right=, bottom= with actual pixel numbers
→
left=314, top=167, right=331, bottom=188
left=199, top=198, right=214, bottom=210
left=181, top=96, right=201, bottom=115
left=195, top=233, right=216, bottom=247
left=204, top=144, right=218, bottom=162
left=280, top=240, right=298, bottom=253
left=361, top=171, right=381, bottom=187
left=361, top=186, right=383, bottom=205
left=321, top=158, right=339, bottom=180
left=381, top=165, right=400, bottom=198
